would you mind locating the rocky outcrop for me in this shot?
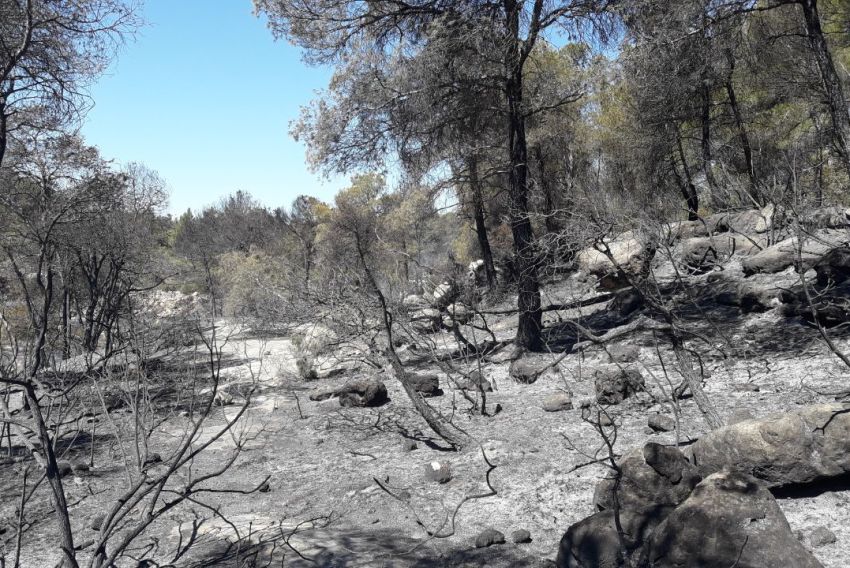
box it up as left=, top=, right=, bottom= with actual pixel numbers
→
left=689, top=403, right=850, bottom=488
left=646, top=472, right=823, bottom=568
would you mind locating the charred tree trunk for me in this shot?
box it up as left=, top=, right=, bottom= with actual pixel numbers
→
left=533, top=145, right=561, bottom=235
left=799, top=0, right=850, bottom=180
left=724, top=50, right=761, bottom=205
left=674, top=125, right=700, bottom=220
left=700, top=78, right=718, bottom=199
left=504, top=0, right=542, bottom=350
left=467, top=156, right=497, bottom=289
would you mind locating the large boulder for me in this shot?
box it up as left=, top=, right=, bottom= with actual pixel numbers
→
left=677, top=234, right=767, bottom=270
left=555, top=506, right=671, bottom=568
left=337, top=378, right=389, bottom=408
left=814, top=246, right=850, bottom=287
left=707, top=204, right=775, bottom=234
left=593, top=366, right=645, bottom=405
left=646, top=471, right=823, bottom=568
left=592, top=443, right=701, bottom=512
left=576, top=235, right=651, bottom=284
left=800, top=205, right=850, bottom=230
left=742, top=230, right=847, bottom=276
left=689, top=403, right=850, bottom=487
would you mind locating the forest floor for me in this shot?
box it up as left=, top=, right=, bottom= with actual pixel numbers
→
left=4, top=260, right=850, bottom=567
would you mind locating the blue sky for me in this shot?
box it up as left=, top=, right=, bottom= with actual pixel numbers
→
left=81, top=0, right=347, bottom=215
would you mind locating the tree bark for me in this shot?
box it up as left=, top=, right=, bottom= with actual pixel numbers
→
left=799, top=0, right=850, bottom=180
left=674, top=125, right=700, bottom=220
left=533, top=145, right=561, bottom=235
left=467, top=156, right=497, bottom=289
left=724, top=50, right=761, bottom=204
left=700, top=78, right=718, bottom=199
left=504, top=0, right=542, bottom=350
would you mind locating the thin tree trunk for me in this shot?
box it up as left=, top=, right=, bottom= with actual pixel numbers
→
left=533, top=145, right=560, bottom=235
left=353, top=233, right=471, bottom=449
left=467, top=156, right=497, bottom=289
left=700, top=78, right=718, bottom=199
left=674, top=126, right=700, bottom=220
left=724, top=50, right=761, bottom=204
left=799, top=0, right=850, bottom=180
left=505, top=1, right=542, bottom=350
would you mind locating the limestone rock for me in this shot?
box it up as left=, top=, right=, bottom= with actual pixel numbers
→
left=646, top=472, right=823, bottom=568
left=474, top=528, right=505, bottom=548
left=542, top=392, right=573, bottom=412
left=648, top=413, right=676, bottom=432
left=689, top=403, right=850, bottom=487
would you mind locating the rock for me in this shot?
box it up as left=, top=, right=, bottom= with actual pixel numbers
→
left=576, top=236, right=651, bottom=285
left=409, top=373, right=442, bottom=397
left=57, top=461, right=73, bottom=478
left=555, top=506, right=670, bottom=568
left=410, top=308, right=441, bottom=333
left=707, top=204, right=775, bottom=234
left=814, top=246, right=850, bottom=287
left=648, top=413, right=676, bottom=432
left=646, top=471, right=823, bottom=568
left=402, top=294, right=429, bottom=310
left=689, top=403, right=850, bottom=487
left=445, top=303, right=471, bottom=324
left=292, top=323, right=338, bottom=355
left=801, top=206, right=850, bottom=230
left=214, top=391, right=234, bottom=406
left=459, top=370, right=493, bottom=392
left=474, top=528, right=505, bottom=548
left=542, top=392, right=573, bottom=412
left=509, top=358, right=547, bottom=384
left=424, top=461, right=452, bottom=484
left=337, top=378, right=389, bottom=408
left=431, top=281, right=458, bottom=309
left=402, top=439, right=418, bottom=452
left=742, top=231, right=846, bottom=276
left=511, top=529, right=532, bottom=544
left=662, top=219, right=709, bottom=242
left=677, top=234, right=766, bottom=270
left=727, top=408, right=756, bottom=424
left=607, top=343, right=639, bottom=363
left=593, top=366, right=645, bottom=405
left=593, top=443, right=701, bottom=512
left=807, top=526, right=837, bottom=547
left=90, top=514, right=105, bottom=531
